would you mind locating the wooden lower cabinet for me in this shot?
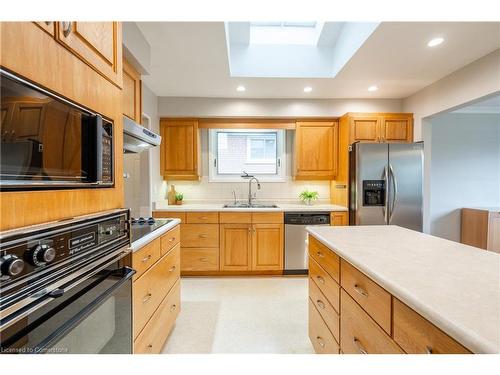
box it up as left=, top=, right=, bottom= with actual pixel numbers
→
left=340, top=290, right=403, bottom=354
left=134, top=279, right=181, bottom=354
left=181, top=248, right=219, bottom=271
left=330, top=211, right=348, bottom=226
left=307, top=233, right=473, bottom=354
left=309, top=299, right=340, bottom=354
left=220, top=224, right=252, bottom=271
left=251, top=224, right=283, bottom=271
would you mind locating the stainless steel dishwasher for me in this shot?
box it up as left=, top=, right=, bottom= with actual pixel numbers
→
left=284, top=212, right=330, bottom=275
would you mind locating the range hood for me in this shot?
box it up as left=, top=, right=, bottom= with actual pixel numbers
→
left=123, top=116, right=161, bottom=153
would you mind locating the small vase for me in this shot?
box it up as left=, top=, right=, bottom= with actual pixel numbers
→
left=176, top=200, right=183, bottom=205
left=305, top=199, right=313, bottom=206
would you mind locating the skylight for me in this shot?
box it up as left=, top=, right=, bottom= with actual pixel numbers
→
left=249, top=22, right=324, bottom=45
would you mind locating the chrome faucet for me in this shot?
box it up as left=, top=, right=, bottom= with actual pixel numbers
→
left=241, top=171, right=261, bottom=206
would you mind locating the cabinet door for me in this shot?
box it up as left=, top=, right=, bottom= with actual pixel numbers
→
left=123, top=58, right=142, bottom=123
left=330, top=212, right=348, bottom=226
left=295, top=121, right=338, bottom=180
left=381, top=115, right=413, bottom=142
left=57, top=22, right=123, bottom=87
left=252, top=224, right=283, bottom=271
left=350, top=116, right=380, bottom=143
left=160, top=119, right=199, bottom=180
left=220, top=224, right=252, bottom=271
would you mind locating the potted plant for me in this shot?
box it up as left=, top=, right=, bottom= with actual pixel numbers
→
left=175, top=192, right=184, bottom=205
left=299, top=190, right=319, bottom=206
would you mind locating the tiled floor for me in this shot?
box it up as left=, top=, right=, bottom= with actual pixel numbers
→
left=162, top=277, right=314, bottom=354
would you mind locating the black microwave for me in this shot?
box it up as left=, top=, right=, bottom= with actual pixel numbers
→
left=0, top=69, right=114, bottom=190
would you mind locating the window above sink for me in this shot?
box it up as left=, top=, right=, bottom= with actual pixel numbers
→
left=208, top=129, right=286, bottom=182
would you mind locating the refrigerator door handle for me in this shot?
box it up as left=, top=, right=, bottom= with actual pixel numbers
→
left=389, top=163, right=398, bottom=224
left=382, top=165, right=389, bottom=224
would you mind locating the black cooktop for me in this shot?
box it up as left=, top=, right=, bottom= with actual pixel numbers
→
left=130, top=217, right=173, bottom=243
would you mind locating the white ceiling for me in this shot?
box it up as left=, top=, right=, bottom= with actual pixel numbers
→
left=137, top=22, right=500, bottom=99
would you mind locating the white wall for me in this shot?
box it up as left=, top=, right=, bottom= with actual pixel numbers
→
left=403, top=49, right=500, bottom=141
left=157, top=97, right=402, bottom=118
left=425, top=113, right=500, bottom=242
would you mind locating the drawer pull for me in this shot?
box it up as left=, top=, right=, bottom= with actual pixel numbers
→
left=353, top=284, right=369, bottom=297
left=147, top=344, right=153, bottom=351
left=169, top=237, right=176, bottom=242
left=316, top=336, right=325, bottom=348
left=199, top=257, right=209, bottom=262
left=316, top=300, right=326, bottom=309
left=316, top=251, right=325, bottom=258
left=199, top=216, right=208, bottom=220
left=141, top=254, right=152, bottom=263
left=142, top=293, right=152, bottom=303
left=425, top=346, right=433, bottom=354
left=353, top=337, right=368, bottom=354
left=169, top=266, right=176, bottom=272
left=170, top=304, right=177, bottom=312
left=316, top=275, right=325, bottom=284
left=199, top=234, right=208, bottom=238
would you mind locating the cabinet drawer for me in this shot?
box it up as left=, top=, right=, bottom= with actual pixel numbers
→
left=181, top=248, right=219, bottom=271
left=308, top=236, right=339, bottom=283
left=309, top=278, right=339, bottom=342
left=186, top=212, right=219, bottom=224
left=160, top=225, right=180, bottom=256
left=309, top=257, right=340, bottom=312
left=393, top=299, right=471, bottom=354
left=153, top=211, right=186, bottom=222
left=220, top=212, right=252, bottom=223
left=133, top=244, right=180, bottom=339
left=252, top=212, right=283, bottom=224
left=181, top=224, right=219, bottom=247
left=340, top=290, right=403, bottom=354
left=340, top=259, right=391, bottom=334
left=134, top=279, right=181, bottom=354
left=309, top=299, right=339, bottom=354
left=132, top=239, right=161, bottom=279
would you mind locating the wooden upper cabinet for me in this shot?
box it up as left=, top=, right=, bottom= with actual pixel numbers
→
left=56, top=22, right=123, bottom=88
left=381, top=115, right=413, bottom=142
left=123, top=58, right=142, bottom=123
left=160, top=119, right=200, bottom=180
left=220, top=224, right=252, bottom=271
left=251, top=224, right=284, bottom=271
left=294, top=121, right=338, bottom=180
left=345, top=113, right=413, bottom=144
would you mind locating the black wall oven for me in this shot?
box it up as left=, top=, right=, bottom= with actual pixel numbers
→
left=0, top=209, right=133, bottom=354
left=0, top=69, right=114, bottom=190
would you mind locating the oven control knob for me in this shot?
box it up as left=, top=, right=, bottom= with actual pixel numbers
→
left=0, top=255, right=25, bottom=277
left=29, top=244, right=56, bottom=265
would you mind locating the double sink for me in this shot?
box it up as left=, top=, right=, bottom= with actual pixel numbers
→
left=222, top=202, right=278, bottom=209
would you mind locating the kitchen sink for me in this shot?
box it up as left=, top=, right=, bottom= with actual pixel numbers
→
left=223, top=203, right=279, bottom=208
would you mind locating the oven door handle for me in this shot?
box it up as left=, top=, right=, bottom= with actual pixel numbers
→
left=34, top=266, right=135, bottom=353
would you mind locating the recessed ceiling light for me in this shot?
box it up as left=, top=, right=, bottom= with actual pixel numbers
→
left=427, top=37, right=444, bottom=47
left=368, top=85, right=378, bottom=92
left=236, top=85, right=246, bottom=92
left=303, top=86, right=312, bottom=93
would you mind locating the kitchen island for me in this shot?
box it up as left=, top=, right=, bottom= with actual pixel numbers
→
left=306, top=225, right=500, bottom=354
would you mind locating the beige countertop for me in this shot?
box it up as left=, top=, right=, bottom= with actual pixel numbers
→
left=306, top=225, right=500, bottom=354
left=153, top=202, right=348, bottom=212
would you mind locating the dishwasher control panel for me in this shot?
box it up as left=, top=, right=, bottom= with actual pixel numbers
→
left=284, top=213, right=331, bottom=225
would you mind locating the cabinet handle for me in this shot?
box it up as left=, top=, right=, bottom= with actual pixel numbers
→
left=45, top=21, right=52, bottom=26
left=61, top=21, right=72, bottom=37
left=169, top=237, right=176, bottom=242
left=316, top=275, right=325, bottom=284
left=316, top=251, right=325, bottom=258
left=425, top=346, right=433, bottom=354
left=199, top=216, right=207, bottom=220
left=170, top=304, right=177, bottom=312
left=141, top=254, right=152, bottom=263
left=169, top=265, right=176, bottom=272
left=316, top=300, right=326, bottom=309
left=316, top=336, right=325, bottom=348
left=353, top=284, right=369, bottom=297
left=142, top=293, right=152, bottom=303
left=199, top=234, right=208, bottom=238
left=199, top=257, right=208, bottom=262
left=147, top=344, right=153, bottom=350
left=353, top=337, right=368, bottom=354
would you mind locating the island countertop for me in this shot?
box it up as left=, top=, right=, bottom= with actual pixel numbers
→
left=305, top=225, right=500, bottom=354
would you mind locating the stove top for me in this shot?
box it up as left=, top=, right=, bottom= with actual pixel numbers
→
left=130, top=217, right=173, bottom=243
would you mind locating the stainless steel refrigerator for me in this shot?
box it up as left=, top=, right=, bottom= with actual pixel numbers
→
left=349, top=142, right=423, bottom=231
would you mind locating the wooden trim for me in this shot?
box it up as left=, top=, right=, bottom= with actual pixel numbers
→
left=181, top=270, right=284, bottom=277
left=198, top=118, right=295, bottom=129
